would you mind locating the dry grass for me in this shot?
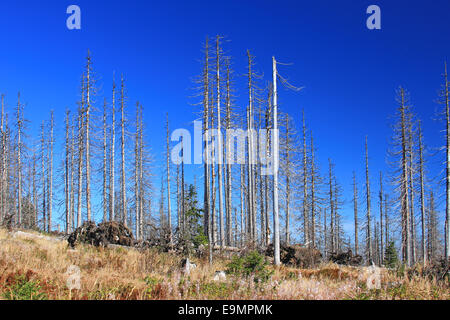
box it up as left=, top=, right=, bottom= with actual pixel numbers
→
left=0, top=228, right=448, bottom=300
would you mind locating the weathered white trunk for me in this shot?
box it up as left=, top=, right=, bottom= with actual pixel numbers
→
left=65, top=111, right=70, bottom=233
left=353, top=172, right=359, bottom=255
left=85, top=54, right=92, bottom=222
left=365, top=136, right=372, bottom=263
left=216, top=36, right=225, bottom=248
left=444, top=62, right=450, bottom=260
left=120, top=75, right=127, bottom=226
left=418, top=123, right=426, bottom=264
left=166, top=113, right=172, bottom=243
left=272, top=56, right=280, bottom=266
left=16, top=94, right=22, bottom=228
left=110, top=79, right=116, bottom=221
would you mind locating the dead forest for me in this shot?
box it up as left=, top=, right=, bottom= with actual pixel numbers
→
left=0, top=36, right=449, bottom=269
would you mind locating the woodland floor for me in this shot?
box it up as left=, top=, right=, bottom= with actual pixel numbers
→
left=0, top=228, right=448, bottom=300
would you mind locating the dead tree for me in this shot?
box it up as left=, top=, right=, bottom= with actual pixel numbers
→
left=328, top=159, right=335, bottom=252
left=84, top=51, right=93, bottom=222
left=16, top=93, right=23, bottom=227
left=272, top=56, right=280, bottom=265
left=365, top=136, right=372, bottom=263
left=418, top=121, right=427, bottom=264
left=379, top=172, right=384, bottom=264
left=65, top=110, right=71, bottom=233
left=390, top=87, right=412, bottom=266
left=440, top=62, right=450, bottom=260
left=302, top=111, right=309, bottom=246
left=47, top=111, right=54, bottom=231
left=120, top=74, right=128, bottom=226
left=110, top=76, right=116, bottom=221
left=353, top=171, right=359, bottom=255
left=103, top=99, right=108, bottom=222
left=165, top=113, right=173, bottom=243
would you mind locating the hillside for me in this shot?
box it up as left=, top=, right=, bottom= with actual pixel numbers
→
left=0, top=228, right=448, bottom=300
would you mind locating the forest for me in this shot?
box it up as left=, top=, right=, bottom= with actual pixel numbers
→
left=0, top=35, right=449, bottom=274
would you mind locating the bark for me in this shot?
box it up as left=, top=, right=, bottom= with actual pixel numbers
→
left=65, top=110, right=71, bottom=233
left=166, top=113, right=172, bottom=243
left=215, top=36, right=225, bottom=248
left=365, top=136, right=372, bottom=263
left=379, top=172, right=384, bottom=264
left=120, top=74, right=128, bottom=226
left=443, top=62, right=450, bottom=259
left=85, top=52, right=92, bottom=222
left=16, top=93, right=22, bottom=227
left=302, top=111, right=309, bottom=246
left=110, top=77, right=116, bottom=221
left=272, top=56, right=280, bottom=265
left=418, top=122, right=427, bottom=264
left=353, top=171, right=359, bottom=255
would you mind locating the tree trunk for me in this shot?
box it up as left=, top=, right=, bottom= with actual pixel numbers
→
left=272, top=56, right=280, bottom=266
left=353, top=171, right=359, bottom=255
left=365, top=136, right=372, bottom=263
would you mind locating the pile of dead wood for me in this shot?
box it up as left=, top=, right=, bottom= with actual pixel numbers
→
left=265, top=243, right=322, bottom=268
left=328, top=250, right=363, bottom=266
left=408, top=258, right=450, bottom=282
left=68, top=221, right=134, bottom=248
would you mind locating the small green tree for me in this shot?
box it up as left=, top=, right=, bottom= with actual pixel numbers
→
left=182, top=185, right=207, bottom=253
left=226, top=251, right=273, bottom=283
left=383, top=241, right=399, bottom=268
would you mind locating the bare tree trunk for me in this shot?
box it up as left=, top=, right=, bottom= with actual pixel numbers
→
left=181, top=136, right=185, bottom=236
left=201, top=38, right=212, bottom=264
left=48, top=111, right=54, bottom=231
left=247, top=51, right=257, bottom=243
left=264, top=93, right=272, bottom=246
left=135, top=104, right=141, bottom=239
left=225, top=58, right=233, bottom=246
left=329, top=159, right=334, bottom=252
left=0, top=94, right=4, bottom=224
left=353, top=171, right=359, bottom=255
left=103, top=100, right=108, bottom=223
left=70, top=121, right=75, bottom=231
left=310, top=133, right=316, bottom=248
left=41, top=122, right=47, bottom=230
left=110, top=78, right=116, bottom=221
left=285, top=116, right=291, bottom=245
left=165, top=113, right=172, bottom=243
left=379, top=172, right=384, bottom=264
left=240, top=163, right=245, bottom=247
left=302, top=111, right=309, bottom=247
left=385, top=194, right=389, bottom=248
left=138, top=105, right=144, bottom=238
left=408, top=122, right=417, bottom=264
left=272, top=56, right=280, bottom=265
left=120, top=74, right=128, bottom=227
left=443, top=62, right=450, bottom=260
left=365, top=136, right=372, bottom=263
left=215, top=36, right=225, bottom=248
left=418, top=122, right=427, bottom=264
left=324, top=208, right=327, bottom=258
left=65, top=110, right=71, bottom=233
left=16, top=93, right=22, bottom=228
left=76, top=109, right=84, bottom=228
left=32, top=153, right=37, bottom=228
left=85, top=53, right=92, bottom=222
left=399, top=88, right=411, bottom=266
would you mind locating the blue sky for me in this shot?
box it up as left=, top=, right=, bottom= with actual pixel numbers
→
left=0, top=0, right=449, bottom=240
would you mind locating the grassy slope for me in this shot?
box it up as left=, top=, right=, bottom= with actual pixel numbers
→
left=0, top=228, right=448, bottom=300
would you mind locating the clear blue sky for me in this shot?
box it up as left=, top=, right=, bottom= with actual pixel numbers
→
left=0, top=0, right=449, bottom=239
